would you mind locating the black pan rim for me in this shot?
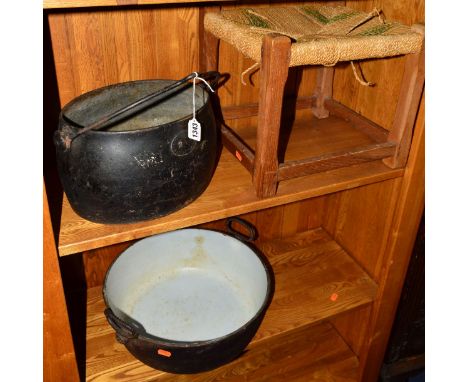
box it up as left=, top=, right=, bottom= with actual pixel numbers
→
left=60, top=78, right=211, bottom=135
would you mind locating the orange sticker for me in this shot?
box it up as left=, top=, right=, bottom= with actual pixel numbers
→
left=157, top=349, right=172, bottom=357
left=330, top=293, right=339, bottom=302
left=235, top=150, right=243, bottom=161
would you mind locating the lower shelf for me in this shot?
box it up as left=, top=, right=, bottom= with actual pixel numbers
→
left=86, top=228, right=376, bottom=381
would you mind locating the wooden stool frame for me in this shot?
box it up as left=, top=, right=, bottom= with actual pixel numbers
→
left=201, top=13, right=425, bottom=198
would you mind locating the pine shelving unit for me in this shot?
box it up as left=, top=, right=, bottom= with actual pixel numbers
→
left=43, top=1, right=425, bottom=381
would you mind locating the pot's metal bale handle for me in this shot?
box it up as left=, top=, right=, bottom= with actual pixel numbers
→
left=104, top=308, right=139, bottom=344
left=226, top=217, right=257, bottom=242
left=196, top=71, right=221, bottom=91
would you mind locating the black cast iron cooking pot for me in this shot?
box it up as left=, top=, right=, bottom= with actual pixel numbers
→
left=103, top=218, right=273, bottom=373
left=54, top=74, right=219, bottom=224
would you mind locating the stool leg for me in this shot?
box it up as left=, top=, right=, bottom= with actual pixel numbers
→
left=253, top=33, right=291, bottom=198
left=311, top=0, right=342, bottom=119
left=383, top=27, right=425, bottom=168
left=312, top=66, right=335, bottom=119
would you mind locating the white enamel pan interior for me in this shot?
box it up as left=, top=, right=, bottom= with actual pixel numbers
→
left=104, top=229, right=270, bottom=342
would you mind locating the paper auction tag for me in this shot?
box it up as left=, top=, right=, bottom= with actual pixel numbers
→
left=188, top=118, right=201, bottom=141
left=187, top=72, right=214, bottom=141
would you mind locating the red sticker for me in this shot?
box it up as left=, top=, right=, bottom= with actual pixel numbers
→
left=235, top=150, right=243, bottom=162
left=157, top=349, right=172, bottom=357
left=330, top=293, right=339, bottom=302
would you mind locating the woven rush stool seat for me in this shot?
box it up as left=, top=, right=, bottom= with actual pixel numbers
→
left=201, top=5, right=425, bottom=198
left=204, top=5, right=423, bottom=66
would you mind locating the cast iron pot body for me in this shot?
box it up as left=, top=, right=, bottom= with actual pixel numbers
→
left=102, top=219, right=272, bottom=373
left=54, top=79, right=218, bottom=224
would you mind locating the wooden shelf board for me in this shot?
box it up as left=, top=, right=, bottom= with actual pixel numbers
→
left=233, top=110, right=378, bottom=161
left=85, top=228, right=373, bottom=381
left=44, top=0, right=234, bottom=10
left=58, top=110, right=404, bottom=256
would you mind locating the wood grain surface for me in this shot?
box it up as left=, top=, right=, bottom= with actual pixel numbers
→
left=383, top=29, right=425, bottom=168
left=358, top=92, right=425, bottom=382
left=312, top=67, right=334, bottom=119
left=44, top=184, right=80, bottom=382
left=85, top=228, right=372, bottom=381
left=325, top=99, right=389, bottom=143
left=87, top=322, right=358, bottom=381
left=323, top=177, right=403, bottom=357
left=44, top=1, right=425, bottom=380
left=57, top=110, right=404, bottom=256
left=81, top=197, right=329, bottom=288
left=48, top=7, right=199, bottom=106
left=220, top=124, right=255, bottom=175
left=60, top=154, right=402, bottom=256
left=253, top=33, right=291, bottom=197
left=278, top=142, right=396, bottom=181
left=322, top=92, right=425, bottom=377
left=333, top=0, right=425, bottom=131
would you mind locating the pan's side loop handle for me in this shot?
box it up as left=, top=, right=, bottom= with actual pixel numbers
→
left=54, top=124, right=75, bottom=151
left=226, top=217, right=257, bottom=242
left=105, top=308, right=139, bottom=344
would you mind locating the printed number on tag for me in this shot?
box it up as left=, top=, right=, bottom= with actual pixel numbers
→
left=188, top=119, right=201, bottom=141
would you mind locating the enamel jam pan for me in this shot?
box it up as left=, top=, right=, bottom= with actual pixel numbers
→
left=103, top=218, right=273, bottom=373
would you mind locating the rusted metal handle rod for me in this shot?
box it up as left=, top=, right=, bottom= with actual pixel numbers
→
left=65, top=72, right=198, bottom=137
left=63, top=71, right=221, bottom=142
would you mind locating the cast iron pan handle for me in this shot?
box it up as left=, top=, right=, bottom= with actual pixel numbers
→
left=104, top=308, right=139, bottom=344
left=226, top=217, right=257, bottom=242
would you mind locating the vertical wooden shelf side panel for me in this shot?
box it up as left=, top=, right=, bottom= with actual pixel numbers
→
left=44, top=184, right=81, bottom=382
left=359, top=92, right=425, bottom=382
left=323, top=0, right=425, bottom=366
left=322, top=177, right=403, bottom=358
left=324, top=92, right=424, bottom=377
